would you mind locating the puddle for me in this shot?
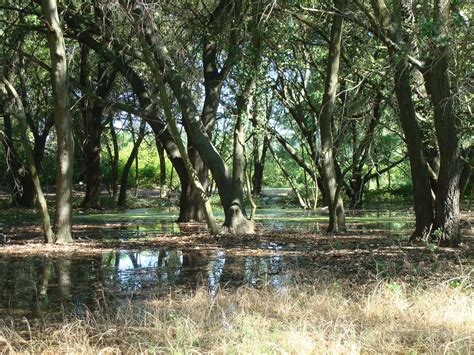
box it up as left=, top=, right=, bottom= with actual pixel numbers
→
left=75, top=208, right=415, bottom=237
left=0, top=247, right=302, bottom=318
left=0, top=208, right=418, bottom=318
left=256, top=209, right=414, bottom=235
left=105, top=221, right=207, bottom=238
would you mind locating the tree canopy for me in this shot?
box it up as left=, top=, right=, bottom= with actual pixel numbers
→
left=0, top=0, right=472, bottom=245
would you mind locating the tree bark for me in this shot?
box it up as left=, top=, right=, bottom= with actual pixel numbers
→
left=109, top=121, right=119, bottom=203
left=393, top=60, right=434, bottom=240
left=251, top=102, right=269, bottom=196
left=1, top=104, right=51, bottom=208
left=319, top=0, right=346, bottom=232
left=149, top=120, right=190, bottom=221
left=178, top=148, right=207, bottom=222
left=41, top=0, right=74, bottom=243
left=82, top=118, right=102, bottom=208
left=422, top=0, right=461, bottom=246
left=252, top=136, right=268, bottom=196
left=155, top=138, right=166, bottom=197
left=1, top=112, right=25, bottom=205
left=230, top=78, right=257, bottom=233
left=367, top=0, right=434, bottom=240
left=81, top=47, right=115, bottom=209
left=459, top=147, right=472, bottom=198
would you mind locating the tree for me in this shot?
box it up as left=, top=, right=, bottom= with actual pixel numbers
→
left=127, top=0, right=260, bottom=233
left=1, top=0, right=469, bottom=246
left=318, top=0, right=347, bottom=232
left=354, top=0, right=467, bottom=245
left=1, top=76, right=55, bottom=243
left=179, top=0, right=240, bottom=222
left=40, top=0, right=74, bottom=243
left=80, top=44, right=117, bottom=209
left=421, top=0, right=462, bottom=246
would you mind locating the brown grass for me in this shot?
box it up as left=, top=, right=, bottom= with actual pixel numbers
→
left=1, top=272, right=472, bottom=354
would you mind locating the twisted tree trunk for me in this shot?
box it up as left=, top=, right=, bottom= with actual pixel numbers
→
left=422, top=0, right=461, bottom=246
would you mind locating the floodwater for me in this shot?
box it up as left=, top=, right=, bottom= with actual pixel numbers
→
left=74, top=207, right=415, bottom=237
left=0, top=247, right=301, bottom=318
left=0, top=208, right=415, bottom=318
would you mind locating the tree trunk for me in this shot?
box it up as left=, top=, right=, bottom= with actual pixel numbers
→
left=177, top=147, right=207, bottom=222
left=459, top=148, right=472, bottom=198
left=230, top=94, right=254, bottom=233
left=393, top=60, right=434, bottom=240
left=19, top=176, right=36, bottom=207
left=16, top=131, right=50, bottom=208
left=228, top=48, right=261, bottom=232
left=109, top=121, right=119, bottom=203
left=81, top=46, right=111, bottom=209
left=117, top=120, right=146, bottom=207
left=149, top=121, right=190, bottom=221
left=367, top=0, right=434, bottom=241
left=140, top=27, right=254, bottom=233
left=252, top=136, right=269, bottom=195
left=153, top=72, right=218, bottom=234
left=126, top=1, right=256, bottom=233
left=82, top=124, right=102, bottom=208
left=422, top=0, right=461, bottom=246
left=1, top=112, right=24, bottom=205
left=348, top=173, right=365, bottom=209
left=155, top=138, right=166, bottom=197
left=41, top=0, right=74, bottom=243
left=347, top=91, right=382, bottom=209
left=1, top=113, right=50, bottom=208
left=178, top=6, right=229, bottom=223
left=1, top=77, right=55, bottom=243
left=319, top=0, right=346, bottom=232
left=130, top=114, right=140, bottom=198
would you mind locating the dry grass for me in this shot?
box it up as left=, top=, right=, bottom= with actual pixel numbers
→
left=1, top=272, right=473, bottom=354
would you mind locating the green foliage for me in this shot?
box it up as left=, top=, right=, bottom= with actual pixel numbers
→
left=362, top=184, right=413, bottom=207
left=0, top=0, right=470, bottom=233
left=448, top=279, right=462, bottom=289
left=101, top=134, right=172, bottom=189
left=386, top=282, right=402, bottom=293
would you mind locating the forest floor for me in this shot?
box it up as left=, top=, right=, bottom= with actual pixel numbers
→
left=0, top=190, right=473, bottom=353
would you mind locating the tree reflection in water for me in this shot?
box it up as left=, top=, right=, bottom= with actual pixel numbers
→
left=0, top=247, right=300, bottom=318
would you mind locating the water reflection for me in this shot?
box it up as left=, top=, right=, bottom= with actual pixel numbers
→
left=1, top=209, right=418, bottom=318
left=76, top=207, right=414, bottom=237
left=208, top=250, right=226, bottom=297
left=108, top=221, right=208, bottom=239
left=260, top=219, right=413, bottom=235
left=0, top=248, right=301, bottom=318
left=104, top=250, right=186, bottom=295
